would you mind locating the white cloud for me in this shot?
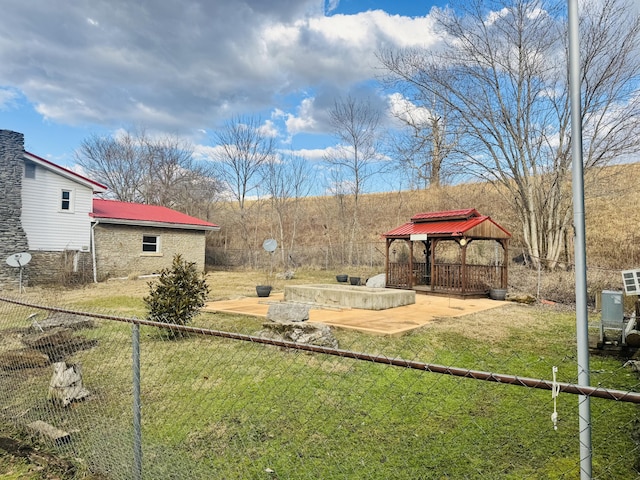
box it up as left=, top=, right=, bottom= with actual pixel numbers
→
left=258, top=119, right=279, bottom=138
left=0, top=88, right=19, bottom=110
left=0, top=1, right=442, bottom=134
left=289, top=145, right=341, bottom=161
left=387, top=92, right=433, bottom=127
left=486, top=7, right=510, bottom=26
left=284, top=97, right=319, bottom=135
left=193, top=144, right=226, bottom=161
left=325, top=0, right=340, bottom=14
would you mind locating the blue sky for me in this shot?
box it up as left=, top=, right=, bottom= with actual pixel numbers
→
left=0, top=0, right=451, bottom=192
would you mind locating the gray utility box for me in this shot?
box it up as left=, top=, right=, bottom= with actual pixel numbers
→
left=600, top=290, right=625, bottom=344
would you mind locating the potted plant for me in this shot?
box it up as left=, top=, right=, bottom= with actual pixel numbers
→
left=489, top=287, right=507, bottom=301
left=256, top=263, right=274, bottom=297
left=257, top=239, right=277, bottom=297
left=256, top=284, right=272, bottom=297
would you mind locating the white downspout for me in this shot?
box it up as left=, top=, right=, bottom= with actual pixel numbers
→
left=91, top=220, right=98, bottom=283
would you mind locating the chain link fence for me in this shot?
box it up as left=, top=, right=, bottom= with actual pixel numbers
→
left=0, top=293, right=639, bottom=479
left=208, top=243, right=629, bottom=308
left=208, top=242, right=388, bottom=271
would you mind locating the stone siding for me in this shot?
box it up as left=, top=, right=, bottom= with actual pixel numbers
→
left=28, top=251, right=93, bottom=285
left=94, top=224, right=206, bottom=279
left=0, top=130, right=30, bottom=290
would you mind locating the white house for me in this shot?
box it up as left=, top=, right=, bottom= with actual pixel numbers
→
left=21, top=152, right=108, bottom=253
left=0, top=129, right=220, bottom=288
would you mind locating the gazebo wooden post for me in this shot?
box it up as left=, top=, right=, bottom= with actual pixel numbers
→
left=461, top=242, right=467, bottom=294
left=424, top=240, right=431, bottom=286
left=385, top=238, right=391, bottom=287
left=501, top=239, right=509, bottom=289
left=430, top=239, right=436, bottom=292
left=409, top=239, right=414, bottom=288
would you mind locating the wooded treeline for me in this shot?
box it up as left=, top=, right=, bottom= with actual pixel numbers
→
left=205, top=162, right=640, bottom=273
left=74, top=0, right=640, bottom=273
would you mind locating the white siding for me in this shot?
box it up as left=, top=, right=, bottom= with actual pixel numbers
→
left=21, top=164, right=94, bottom=251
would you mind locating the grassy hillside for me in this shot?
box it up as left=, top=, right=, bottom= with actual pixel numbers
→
left=207, top=162, right=640, bottom=271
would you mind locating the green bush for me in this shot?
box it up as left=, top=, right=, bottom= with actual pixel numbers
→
left=144, top=254, right=209, bottom=334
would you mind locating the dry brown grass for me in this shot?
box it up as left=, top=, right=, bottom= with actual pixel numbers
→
left=18, top=161, right=640, bottom=312
left=210, top=163, right=640, bottom=273
left=16, top=268, right=345, bottom=312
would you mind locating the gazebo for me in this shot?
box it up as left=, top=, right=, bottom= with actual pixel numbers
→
left=382, top=209, right=511, bottom=298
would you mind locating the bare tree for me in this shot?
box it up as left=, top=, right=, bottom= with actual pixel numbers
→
left=141, top=133, right=218, bottom=209
left=75, top=128, right=220, bottom=210
left=211, top=116, right=275, bottom=263
left=388, top=93, right=461, bottom=189
left=76, top=130, right=147, bottom=202
left=325, top=95, right=385, bottom=264
left=379, top=0, right=640, bottom=269
left=263, top=154, right=312, bottom=266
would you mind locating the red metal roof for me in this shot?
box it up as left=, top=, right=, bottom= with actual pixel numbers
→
left=410, top=208, right=480, bottom=222
left=92, top=199, right=220, bottom=231
left=382, top=209, right=510, bottom=239
left=383, top=216, right=488, bottom=237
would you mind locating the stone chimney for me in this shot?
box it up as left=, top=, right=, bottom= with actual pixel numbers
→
left=0, top=130, right=30, bottom=289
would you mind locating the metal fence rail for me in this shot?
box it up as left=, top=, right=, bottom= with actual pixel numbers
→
left=0, top=295, right=639, bottom=479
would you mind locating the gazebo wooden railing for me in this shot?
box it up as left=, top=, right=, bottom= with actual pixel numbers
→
left=383, top=209, right=511, bottom=298
left=387, top=261, right=507, bottom=296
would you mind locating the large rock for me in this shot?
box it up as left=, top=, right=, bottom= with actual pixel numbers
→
left=0, top=349, right=50, bottom=370
left=48, top=362, right=90, bottom=407
left=22, top=328, right=98, bottom=362
left=267, top=303, right=310, bottom=323
left=29, top=312, right=95, bottom=333
left=366, top=273, right=386, bottom=288
left=259, top=322, right=338, bottom=349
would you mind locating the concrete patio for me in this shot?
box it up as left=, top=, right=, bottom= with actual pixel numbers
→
left=203, top=292, right=506, bottom=335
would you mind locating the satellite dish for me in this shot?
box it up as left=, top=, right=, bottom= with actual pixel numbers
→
left=262, top=239, right=278, bottom=253
left=5, top=252, right=31, bottom=294
left=6, top=252, right=31, bottom=268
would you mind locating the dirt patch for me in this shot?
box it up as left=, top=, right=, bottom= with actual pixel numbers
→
left=0, top=435, right=77, bottom=478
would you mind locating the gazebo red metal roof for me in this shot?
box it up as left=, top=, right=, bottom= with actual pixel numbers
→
left=410, top=208, right=481, bottom=222
left=383, top=209, right=511, bottom=296
left=92, top=199, right=220, bottom=231
left=382, top=209, right=510, bottom=239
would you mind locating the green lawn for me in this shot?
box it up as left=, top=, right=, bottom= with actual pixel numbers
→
left=0, top=274, right=639, bottom=479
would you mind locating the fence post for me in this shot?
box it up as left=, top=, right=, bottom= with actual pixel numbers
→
left=132, top=322, right=142, bottom=480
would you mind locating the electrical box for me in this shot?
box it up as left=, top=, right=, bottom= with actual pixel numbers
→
left=601, top=290, right=624, bottom=329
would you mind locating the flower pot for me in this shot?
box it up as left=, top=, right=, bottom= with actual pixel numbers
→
left=349, top=276, right=361, bottom=286
left=336, top=274, right=348, bottom=283
left=256, top=285, right=272, bottom=297
left=489, top=288, right=507, bottom=301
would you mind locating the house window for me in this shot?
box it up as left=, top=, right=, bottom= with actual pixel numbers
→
left=142, top=235, right=160, bottom=253
left=24, top=160, right=36, bottom=179
left=60, top=189, right=74, bottom=212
